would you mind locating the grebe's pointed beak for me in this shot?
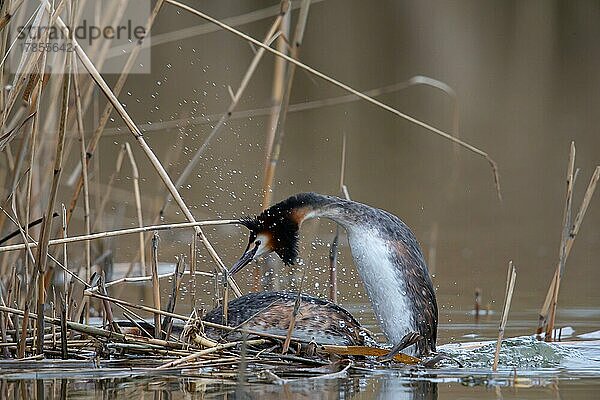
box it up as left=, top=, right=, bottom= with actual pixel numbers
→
left=228, top=242, right=260, bottom=275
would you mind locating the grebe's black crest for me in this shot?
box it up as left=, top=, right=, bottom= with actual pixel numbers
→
left=239, top=193, right=328, bottom=265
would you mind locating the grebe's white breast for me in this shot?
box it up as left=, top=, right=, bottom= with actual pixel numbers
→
left=346, top=227, right=415, bottom=349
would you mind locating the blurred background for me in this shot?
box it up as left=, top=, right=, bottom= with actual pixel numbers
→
left=1, top=0, right=599, bottom=344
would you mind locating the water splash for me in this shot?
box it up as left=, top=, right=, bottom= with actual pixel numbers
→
left=441, top=336, right=571, bottom=369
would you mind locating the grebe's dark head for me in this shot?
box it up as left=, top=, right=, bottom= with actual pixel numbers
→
left=229, top=195, right=315, bottom=275
left=229, top=193, right=334, bottom=275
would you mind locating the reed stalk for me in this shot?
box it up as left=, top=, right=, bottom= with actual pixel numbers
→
left=97, top=272, right=120, bottom=333
left=161, top=255, right=185, bottom=340
left=150, top=233, right=161, bottom=338
left=33, top=34, right=71, bottom=353
left=86, top=269, right=212, bottom=293
left=493, top=261, right=517, bottom=371
left=282, top=280, right=303, bottom=354
left=71, top=57, right=91, bottom=286
left=262, top=0, right=311, bottom=209
left=155, top=339, right=267, bottom=370
left=124, top=143, right=146, bottom=274
left=190, top=233, right=197, bottom=313
left=537, top=143, right=599, bottom=338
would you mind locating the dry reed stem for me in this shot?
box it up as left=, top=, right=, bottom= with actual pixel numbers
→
left=98, top=76, right=464, bottom=146
left=1, top=4, right=54, bottom=128
left=124, top=142, right=146, bottom=273
left=0, top=218, right=237, bottom=253
left=190, top=233, right=197, bottom=313
left=71, top=57, right=91, bottom=285
left=0, top=109, right=34, bottom=152
left=263, top=3, right=290, bottom=189
left=538, top=145, right=599, bottom=338
left=167, top=0, right=502, bottom=200
left=155, top=339, right=267, bottom=370
left=545, top=141, right=575, bottom=340
left=23, top=38, right=48, bottom=302
left=493, top=261, right=517, bottom=371
left=160, top=5, right=286, bottom=216
left=281, top=292, right=301, bottom=354
left=261, top=0, right=310, bottom=209
left=150, top=233, right=161, bottom=338
left=60, top=203, right=68, bottom=347
left=0, top=128, right=29, bottom=241
left=31, top=39, right=71, bottom=353
left=161, top=255, right=185, bottom=340
left=86, top=269, right=212, bottom=293
left=0, top=304, right=189, bottom=351
left=97, top=272, right=120, bottom=333
left=58, top=0, right=127, bottom=151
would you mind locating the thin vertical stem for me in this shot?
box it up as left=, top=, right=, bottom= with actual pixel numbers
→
left=150, top=232, right=161, bottom=338
left=190, top=233, right=197, bottom=313
left=71, top=56, right=91, bottom=286
left=545, top=142, right=575, bottom=340
left=493, top=261, right=517, bottom=371
left=124, top=142, right=145, bottom=274
left=262, top=0, right=311, bottom=209
left=34, top=42, right=71, bottom=354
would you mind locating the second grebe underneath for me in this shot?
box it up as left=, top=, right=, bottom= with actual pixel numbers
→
left=202, top=192, right=438, bottom=356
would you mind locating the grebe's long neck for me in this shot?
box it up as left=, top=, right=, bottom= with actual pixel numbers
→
left=298, top=193, right=437, bottom=355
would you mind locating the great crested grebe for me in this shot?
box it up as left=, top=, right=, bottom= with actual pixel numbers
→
left=202, top=192, right=438, bottom=356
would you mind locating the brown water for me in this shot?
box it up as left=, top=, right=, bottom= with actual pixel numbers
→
left=2, top=0, right=600, bottom=398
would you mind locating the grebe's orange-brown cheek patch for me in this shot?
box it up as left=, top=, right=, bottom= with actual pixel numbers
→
left=291, top=206, right=313, bottom=225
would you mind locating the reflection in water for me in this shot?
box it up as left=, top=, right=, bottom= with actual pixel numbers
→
left=376, top=379, right=438, bottom=400
left=0, top=376, right=438, bottom=400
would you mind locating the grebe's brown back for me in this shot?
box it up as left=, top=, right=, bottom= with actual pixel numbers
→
left=202, top=291, right=375, bottom=346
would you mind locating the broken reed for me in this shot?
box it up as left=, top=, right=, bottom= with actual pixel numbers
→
left=493, top=261, right=517, bottom=371
left=536, top=142, right=600, bottom=339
